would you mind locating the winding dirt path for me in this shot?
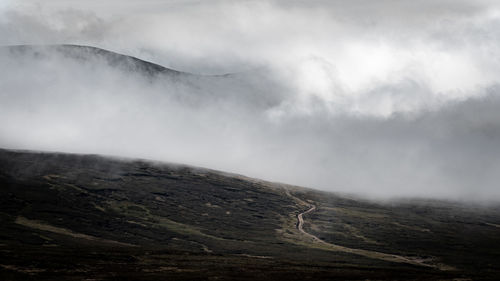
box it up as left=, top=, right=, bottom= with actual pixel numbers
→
left=285, top=189, right=454, bottom=271
left=296, top=205, right=321, bottom=242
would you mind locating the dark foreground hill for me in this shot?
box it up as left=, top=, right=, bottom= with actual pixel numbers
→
left=0, top=149, right=499, bottom=280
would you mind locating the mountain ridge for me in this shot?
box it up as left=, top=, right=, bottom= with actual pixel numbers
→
left=1, top=148, right=500, bottom=280
left=2, top=44, right=185, bottom=76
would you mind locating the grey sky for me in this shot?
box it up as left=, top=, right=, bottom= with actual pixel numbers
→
left=1, top=1, right=500, bottom=201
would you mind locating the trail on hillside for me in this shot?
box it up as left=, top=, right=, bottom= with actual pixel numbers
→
left=284, top=189, right=454, bottom=271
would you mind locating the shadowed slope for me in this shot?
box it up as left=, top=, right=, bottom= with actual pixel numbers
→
left=0, top=149, right=499, bottom=280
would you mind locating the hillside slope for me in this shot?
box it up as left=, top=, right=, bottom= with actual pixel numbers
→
left=0, top=149, right=499, bottom=280
left=2, top=44, right=184, bottom=77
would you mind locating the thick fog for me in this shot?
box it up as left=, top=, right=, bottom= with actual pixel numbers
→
left=2, top=0, right=500, bottom=201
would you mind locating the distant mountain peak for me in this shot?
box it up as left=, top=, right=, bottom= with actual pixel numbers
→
left=2, top=44, right=185, bottom=77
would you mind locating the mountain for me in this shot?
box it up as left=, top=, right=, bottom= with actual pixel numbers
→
left=2, top=44, right=184, bottom=78
left=0, top=44, right=282, bottom=109
left=0, top=149, right=499, bottom=280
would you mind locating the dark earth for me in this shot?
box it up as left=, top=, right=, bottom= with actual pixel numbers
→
left=1, top=148, right=500, bottom=280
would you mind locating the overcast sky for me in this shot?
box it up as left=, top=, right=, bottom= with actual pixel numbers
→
left=2, top=0, right=500, bottom=201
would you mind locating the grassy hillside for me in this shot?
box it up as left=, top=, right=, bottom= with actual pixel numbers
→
left=0, top=149, right=499, bottom=280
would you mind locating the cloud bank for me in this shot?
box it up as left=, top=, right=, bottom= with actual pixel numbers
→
left=1, top=0, right=500, bottom=201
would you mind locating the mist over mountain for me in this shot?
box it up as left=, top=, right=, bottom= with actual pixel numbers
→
left=2, top=1, right=500, bottom=280
left=2, top=0, right=500, bottom=201
left=1, top=43, right=500, bottom=201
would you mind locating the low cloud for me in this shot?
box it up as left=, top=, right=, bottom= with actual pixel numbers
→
left=1, top=1, right=500, bottom=201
